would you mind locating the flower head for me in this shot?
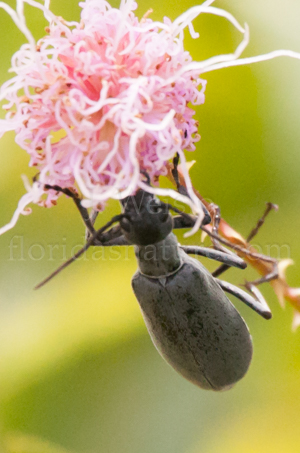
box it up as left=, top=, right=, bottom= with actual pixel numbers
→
left=0, top=0, right=300, bottom=236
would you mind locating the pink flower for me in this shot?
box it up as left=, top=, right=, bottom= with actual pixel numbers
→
left=0, top=0, right=300, bottom=236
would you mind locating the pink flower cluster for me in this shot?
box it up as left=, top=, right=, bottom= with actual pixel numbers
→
left=1, top=0, right=205, bottom=213
left=1, top=0, right=300, bottom=236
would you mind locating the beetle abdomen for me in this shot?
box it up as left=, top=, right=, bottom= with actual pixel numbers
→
left=132, top=252, right=253, bottom=391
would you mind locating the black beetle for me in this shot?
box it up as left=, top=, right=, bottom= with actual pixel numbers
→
left=36, top=179, right=271, bottom=391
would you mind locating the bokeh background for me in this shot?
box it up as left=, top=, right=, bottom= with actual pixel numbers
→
left=0, top=0, right=300, bottom=452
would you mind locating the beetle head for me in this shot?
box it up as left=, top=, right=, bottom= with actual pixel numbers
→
left=120, top=190, right=173, bottom=246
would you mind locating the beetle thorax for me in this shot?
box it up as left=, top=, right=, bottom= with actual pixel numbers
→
left=134, top=233, right=181, bottom=277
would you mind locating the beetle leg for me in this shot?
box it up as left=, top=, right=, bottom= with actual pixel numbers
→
left=213, top=203, right=279, bottom=278
left=210, top=203, right=231, bottom=256
left=212, top=263, right=230, bottom=278
left=103, top=235, right=130, bottom=246
left=204, top=204, right=240, bottom=279
left=216, top=279, right=272, bottom=320
left=245, top=266, right=279, bottom=287
left=246, top=202, right=278, bottom=242
left=44, top=184, right=133, bottom=247
left=181, top=246, right=246, bottom=269
left=35, top=213, right=125, bottom=289
left=208, top=203, right=245, bottom=277
left=244, top=283, right=272, bottom=317
left=85, top=209, right=99, bottom=242
left=88, top=209, right=99, bottom=228
left=43, top=184, right=121, bottom=246
left=210, top=203, right=221, bottom=236
left=44, top=184, right=95, bottom=235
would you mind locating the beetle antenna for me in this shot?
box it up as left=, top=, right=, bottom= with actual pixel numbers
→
left=35, top=214, right=124, bottom=290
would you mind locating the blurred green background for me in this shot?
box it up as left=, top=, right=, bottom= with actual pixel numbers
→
left=0, top=0, right=300, bottom=452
